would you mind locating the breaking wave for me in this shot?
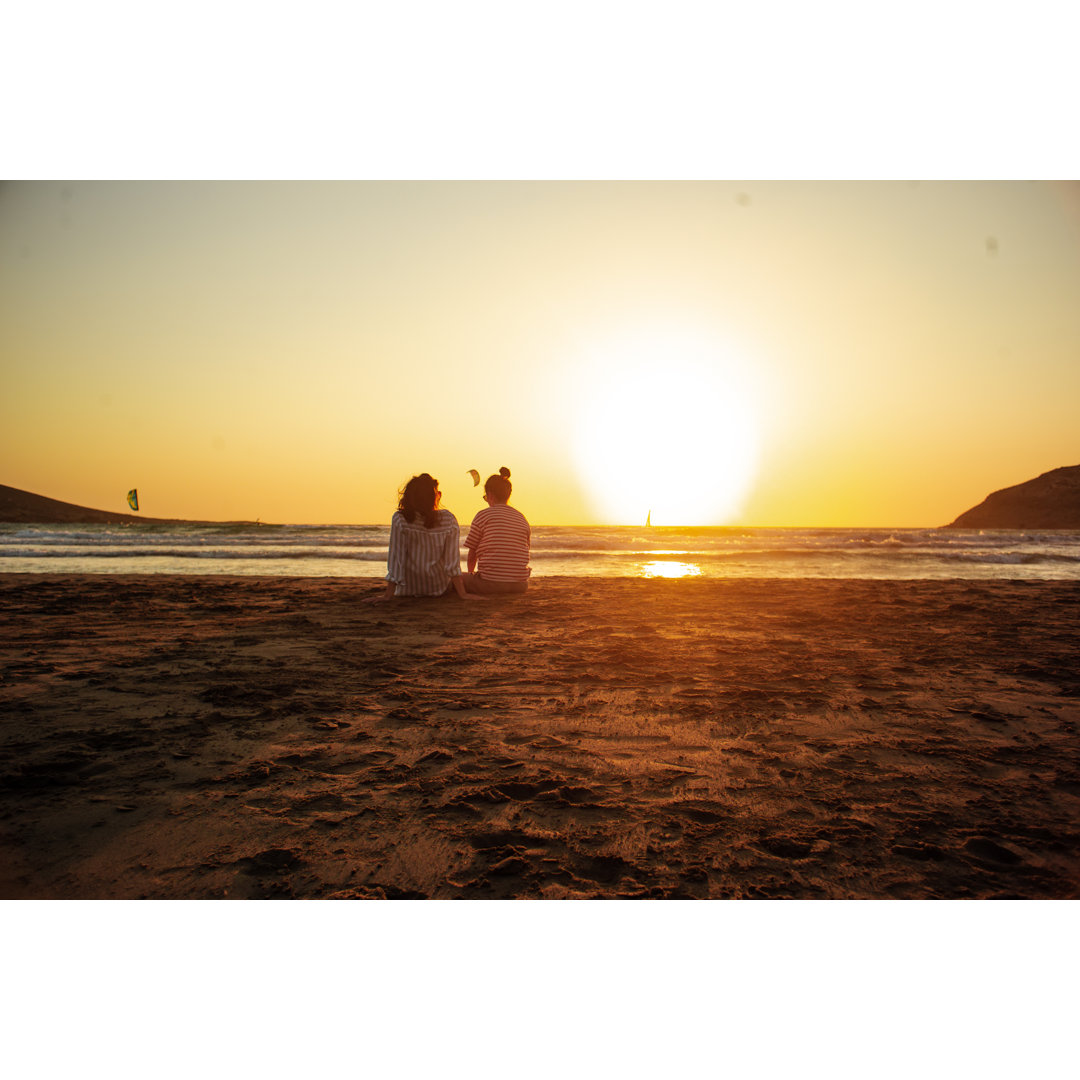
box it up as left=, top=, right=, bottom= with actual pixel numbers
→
left=2, top=524, right=1079, bottom=580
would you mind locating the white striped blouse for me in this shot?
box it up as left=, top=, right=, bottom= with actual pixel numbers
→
left=385, top=509, right=462, bottom=596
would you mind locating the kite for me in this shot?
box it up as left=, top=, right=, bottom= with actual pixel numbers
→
left=127, top=489, right=139, bottom=511
left=467, top=469, right=480, bottom=487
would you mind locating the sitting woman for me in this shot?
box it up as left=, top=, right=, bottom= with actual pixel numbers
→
left=464, top=467, right=531, bottom=595
left=367, top=473, right=469, bottom=602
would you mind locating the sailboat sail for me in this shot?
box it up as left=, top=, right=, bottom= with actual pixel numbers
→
left=645, top=510, right=651, bottom=527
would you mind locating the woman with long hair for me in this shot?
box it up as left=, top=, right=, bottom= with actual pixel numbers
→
left=367, top=473, right=470, bottom=603
left=463, top=467, right=531, bottom=595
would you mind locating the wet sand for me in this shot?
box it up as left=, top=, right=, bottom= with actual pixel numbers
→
left=1, top=573, right=1078, bottom=899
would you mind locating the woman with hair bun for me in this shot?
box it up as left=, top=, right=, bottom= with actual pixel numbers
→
left=366, top=472, right=471, bottom=603
left=463, top=467, right=532, bottom=595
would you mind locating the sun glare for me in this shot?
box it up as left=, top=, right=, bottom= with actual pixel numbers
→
left=640, top=560, right=703, bottom=579
left=570, top=327, right=762, bottom=525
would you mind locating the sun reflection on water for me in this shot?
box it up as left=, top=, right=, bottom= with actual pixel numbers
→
left=639, top=560, right=703, bottom=579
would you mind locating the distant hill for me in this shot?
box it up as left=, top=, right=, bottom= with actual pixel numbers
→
left=0, top=484, right=253, bottom=525
left=946, top=466, right=1080, bottom=529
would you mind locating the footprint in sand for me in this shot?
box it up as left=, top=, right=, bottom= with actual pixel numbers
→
left=386, top=706, right=431, bottom=723
left=416, top=749, right=455, bottom=764
left=492, top=780, right=560, bottom=800
left=234, top=848, right=303, bottom=875
left=664, top=800, right=728, bottom=825
left=556, top=785, right=603, bottom=805
left=574, top=854, right=630, bottom=884
left=963, top=837, right=1024, bottom=865
left=467, top=828, right=550, bottom=850
left=503, top=733, right=567, bottom=748
left=449, top=787, right=513, bottom=807
left=758, top=836, right=815, bottom=859
left=293, top=793, right=351, bottom=812
left=891, top=842, right=945, bottom=862
left=488, top=856, right=530, bottom=876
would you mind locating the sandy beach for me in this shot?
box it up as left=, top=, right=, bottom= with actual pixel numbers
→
left=1, top=573, right=1078, bottom=899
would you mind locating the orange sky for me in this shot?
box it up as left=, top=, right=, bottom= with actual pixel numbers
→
left=3, top=180, right=1078, bottom=526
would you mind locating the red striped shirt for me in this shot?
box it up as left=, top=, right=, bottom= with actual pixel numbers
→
left=465, top=504, right=531, bottom=582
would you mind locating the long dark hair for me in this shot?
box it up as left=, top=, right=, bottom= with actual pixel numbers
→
left=484, top=467, right=512, bottom=504
left=398, top=473, right=441, bottom=528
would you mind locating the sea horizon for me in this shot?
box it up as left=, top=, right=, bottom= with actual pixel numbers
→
left=4, top=521, right=1079, bottom=581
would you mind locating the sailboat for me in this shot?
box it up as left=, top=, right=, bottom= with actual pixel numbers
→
left=645, top=510, right=651, bottom=527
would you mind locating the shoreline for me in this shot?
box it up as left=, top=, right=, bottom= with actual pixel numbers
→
left=2, top=573, right=1078, bottom=898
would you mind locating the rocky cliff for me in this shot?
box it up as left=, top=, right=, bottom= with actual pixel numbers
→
left=0, top=485, right=253, bottom=525
left=946, top=465, right=1080, bottom=529
left=0, top=484, right=172, bottom=524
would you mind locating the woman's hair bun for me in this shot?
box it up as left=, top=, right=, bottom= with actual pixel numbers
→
left=499, top=467, right=511, bottom=479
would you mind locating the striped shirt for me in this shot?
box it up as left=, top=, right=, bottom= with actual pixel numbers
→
left=386, top=509, right=462, bottom=596
left=464, top=504, right=531, bottom=582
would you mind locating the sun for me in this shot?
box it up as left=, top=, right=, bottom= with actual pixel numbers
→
left=570, top=327, right=762, bottom=526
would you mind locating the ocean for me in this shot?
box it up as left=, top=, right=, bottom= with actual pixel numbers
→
left=2, top=522, right=1080, bottom=581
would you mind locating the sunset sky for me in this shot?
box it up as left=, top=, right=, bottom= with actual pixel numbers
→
left=3, top=180, right=1078, bottom=527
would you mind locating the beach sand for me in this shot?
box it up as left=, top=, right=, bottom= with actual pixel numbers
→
left=1, top=573, right=1078, bottom=899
